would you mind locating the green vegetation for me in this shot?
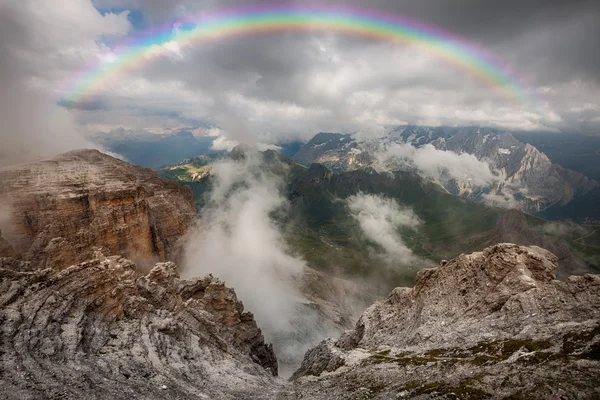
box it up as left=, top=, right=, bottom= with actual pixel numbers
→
left=283, top=167, right=503, bottom=290
left=367, top=339, right=556, bottom=369
left=156, top=151, right=600, bottom=291
left=160, top=164, right=211, bottom=182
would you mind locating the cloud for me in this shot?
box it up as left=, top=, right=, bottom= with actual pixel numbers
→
left=2, top=0, right=600, bottom=160
left=0, top=1, right=131, bottom=166
left=371, top=142, right=498, bottom=187
left=181, top=152, right=336, bottom=376
left=209, top=135, right=240, bottom=152
left=481, top=192, right=519, bottom=209
left=77, top=0, right=600, bottom=137
left=347, top=193, right=421, bottom=265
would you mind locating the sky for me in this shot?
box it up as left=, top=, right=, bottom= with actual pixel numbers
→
left=0, top=0, right=599, bottom=156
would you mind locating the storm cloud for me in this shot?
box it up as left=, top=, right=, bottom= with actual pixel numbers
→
left=1, top=0, right=599, bottom=157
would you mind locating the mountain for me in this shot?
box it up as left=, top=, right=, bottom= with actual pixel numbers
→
left=0, top=149, right=196, bottom=269
left=0, top=252, right=281, bottom=399
left=292, top=132, right=367, bottom=170
left=158, top=149, right=598, bottom=289
left=513, top=131, right=600, bottom=182
left=1, top=150, right=599, bottom=398
left=285, top=163, right=597, bottom=283
left=444, top=209, right=594, bottom=279
left=291, top=127, right=599, bottom=217
left=158, top=147, right=600, bottom=284
left=292, top=244, right=600, bottom=399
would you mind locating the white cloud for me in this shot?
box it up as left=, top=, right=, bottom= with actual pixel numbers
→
left=181, top=153, right=335, bottom=376
left=372, top=142, right=498, bottom=187
left=481, top=192, right=519, bottom=209
left=0, top=0, right=128, bottom=165
left=347, top=193, right=421, bottom=265
left=209, top=135, right=240, bottom=152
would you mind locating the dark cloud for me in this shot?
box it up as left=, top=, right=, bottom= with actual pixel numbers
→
left=1, top=0, right=599, bottom=146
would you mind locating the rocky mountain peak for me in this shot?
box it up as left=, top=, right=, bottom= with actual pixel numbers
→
left=307, top=163, right=335, bottom=181
left=0, top=251, right=279, bottom=399
left=292, top=244, right=600, bottom=398
left=339, top=244, right=564, bottom=351
left=469, top=209, right=588, bottom=278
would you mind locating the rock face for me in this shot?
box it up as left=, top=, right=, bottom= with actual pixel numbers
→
left=0, top=149, right=196, bottom=268
left=0, top=252, right=281, bottom=399
left=292, top=128, right=598, bottom=214
left=430, top=128, right=597, bottom=211
left=292, top=244, right=600, bottom=399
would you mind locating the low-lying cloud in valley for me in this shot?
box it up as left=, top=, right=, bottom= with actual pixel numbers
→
left=181, top=152, right=335, bottom=376
left=348, top=193, right=421, bottom=265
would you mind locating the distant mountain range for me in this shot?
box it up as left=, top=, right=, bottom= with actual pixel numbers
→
left=157, top=146, right=599, bottom=289
left=291, top=127, right=599, bottom=222
left=513, top=131, right=600, bottom=182
left=93, top=125, right=600, bottom=224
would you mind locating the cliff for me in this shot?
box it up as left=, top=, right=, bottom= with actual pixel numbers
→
left=292, top=244, right=600, bottom=399
left=0, top=149, right=196, bottom=268
left=0, top=252, right=280, bottom=399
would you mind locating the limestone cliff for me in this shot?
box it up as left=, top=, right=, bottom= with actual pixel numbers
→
left=293, top=244, right=600, bottom=399
left=0, top=252, right=280, bottom=399
left=0, top=149, right=196, bottom=268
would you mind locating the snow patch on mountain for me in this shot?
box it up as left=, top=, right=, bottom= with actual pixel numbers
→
left=291, top=127, right=599, bottom=213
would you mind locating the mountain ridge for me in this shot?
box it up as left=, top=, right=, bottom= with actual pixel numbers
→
left=291, top=127, right=599, bottom=217
left=0, top=150, right=598, bottom=398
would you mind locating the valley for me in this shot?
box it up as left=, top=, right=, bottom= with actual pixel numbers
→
left=159, top=143, right=600, bottom=286
left=0, top=147, right=598, bottom=398
left=2, top=1, right=600, bottom=397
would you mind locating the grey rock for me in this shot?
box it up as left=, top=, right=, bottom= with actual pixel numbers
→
left=291, top=127, right=599, bottom=214
left=0, top=229, right=15, bottom=257
left=292, top=244, right=600, bottom=399
left=0, top=253, right=283, bottom=399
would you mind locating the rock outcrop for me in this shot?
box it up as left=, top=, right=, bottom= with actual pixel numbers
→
left=0, top=252, right=281, bottom=399
left=292, top=244, right=600, bottom=399
left=0, top=149, right=196, bottom=269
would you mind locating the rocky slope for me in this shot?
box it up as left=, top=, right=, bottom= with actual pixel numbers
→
left=0, top=251, right=283, bottom=399
left=291, top=244, right=600, bottom=399
left=292, top=128, right=598, bottom=214
left=0, top=149, right=196, bottom=269
left=429, top=128, right=597, bottom=211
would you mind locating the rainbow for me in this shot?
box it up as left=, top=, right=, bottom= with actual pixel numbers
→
left=61, top=3, right=539, bottom=108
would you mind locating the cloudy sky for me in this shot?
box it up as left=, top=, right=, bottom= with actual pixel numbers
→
left=1, top=0, right=599, bottom=154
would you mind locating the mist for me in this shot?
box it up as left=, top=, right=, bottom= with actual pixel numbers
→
left=371, top=142, right=498, bottom=187
left=181, top=151, right=340, bottom=377
left=347, top=193, right=422, bottom=265
left=0, top=2, right=113, bottom=167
